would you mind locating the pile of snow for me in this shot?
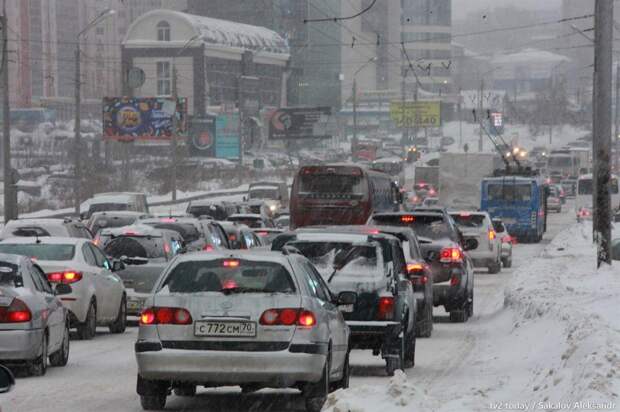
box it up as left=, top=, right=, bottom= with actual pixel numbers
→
left=324, top=371, right=435, bottom=412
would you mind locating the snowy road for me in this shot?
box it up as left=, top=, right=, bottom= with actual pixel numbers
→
left=0, top=208, right=575, bottom=412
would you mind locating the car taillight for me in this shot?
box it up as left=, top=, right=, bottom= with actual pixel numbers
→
left=139, top=307, right=192, bottom=325
left=223, top=259, right=239, bottom=268
left=488, top=230, right=496, bottom=240
left=377, top=296, right=394, bottom=320
left=450, top=274, right=460, bottom=286
left=259, top=308, right=316, bottom=327
left=47, top=271, right=82, bottom=284
left=440, top=247, right=463, bottom=263
left=203, top=245, right=214, bottom=252
left=406, top=263, right=424, bottom=273
left=501, top=235, right=514, bottom=244
left=0, top=298, right=32, bottom=323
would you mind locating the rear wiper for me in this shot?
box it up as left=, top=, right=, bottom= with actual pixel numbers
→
left=221, top=287, right=269, bottom=295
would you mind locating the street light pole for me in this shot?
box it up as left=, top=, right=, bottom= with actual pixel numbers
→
left=73, top=8, right=115, bottom=216
left=351, top=57, right=376, bottom=157
left=1, top=8, right=15, bottom=222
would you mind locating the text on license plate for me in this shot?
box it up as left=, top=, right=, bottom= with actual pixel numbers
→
left=194, top=320, right=256, bottom=337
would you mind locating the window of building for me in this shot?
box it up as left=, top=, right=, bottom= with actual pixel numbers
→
left=157, top=21, right=170, bottom=41
left=157, top=61, right=171, bottom=96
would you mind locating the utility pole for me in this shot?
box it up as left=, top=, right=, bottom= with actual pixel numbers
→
left=1, top=8, right=15, bottom=223
left=615, top=62, right=620, bottom=173
left=478, top=78, right=484, bottom=152
left=352, top=78, right=357, bottom=153
left=171, top=63, right=178, bottom=202
left=73, top=41, right=82, bottom=216
left=401, top=70, right=408, bottom=146
left=593, top=0, right=613, bottom=267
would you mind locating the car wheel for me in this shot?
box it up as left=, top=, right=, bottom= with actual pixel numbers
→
left=502, top=256, right=512, bottom=268
left=417, top=302, right=433, bottom=338
left=304, top=355, right=329, bottom=412
left=468, top=290, right=474, bottom=318
left=49, top=323, right=70, bottom=367
left=385, top=334, right=404, bottom=376
left=77, top=301, right=97, bottom=340
left=331, top=350, right=350, bottom=391
left=140, top=395, right=167, bottom=411
left=404, top=321, right=416, bottom=368
left=29, top=332, right=48, bottom=376
left=173, top=385, right=196, bottom=397
left=488, top=261, right=501, bottom=274
left=109, top=295, right=127, bottom=334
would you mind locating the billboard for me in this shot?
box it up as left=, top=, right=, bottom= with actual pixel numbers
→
left=188, top=115, right=216, bottom=157
left=390, top=101, right=440, bottom=128
left=103, top=97, right=187, bottom=141
left=215, top=114, right=240, bottom=159
left=268, top=107, right=333, bottom=140
left=489, top=111, right=505, bottom=136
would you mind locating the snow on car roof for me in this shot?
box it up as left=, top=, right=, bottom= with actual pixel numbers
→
left=0, top=236, right=86, bottom=245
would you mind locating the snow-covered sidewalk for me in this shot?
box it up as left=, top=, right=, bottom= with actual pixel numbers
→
left=326, top=222, right=619, bottom=412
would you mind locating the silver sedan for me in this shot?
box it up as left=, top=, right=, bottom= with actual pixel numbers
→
left=0, top=253, right=71, bottom=376
left=135, top=250, right=352, bottom=412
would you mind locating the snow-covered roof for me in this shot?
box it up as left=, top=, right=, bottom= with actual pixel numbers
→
left=125, top=9, right=289, bottom=55
left=491, top=48, right=569, bottom=65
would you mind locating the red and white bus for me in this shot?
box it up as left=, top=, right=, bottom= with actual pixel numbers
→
left=290, top=164, right=401, bottom=229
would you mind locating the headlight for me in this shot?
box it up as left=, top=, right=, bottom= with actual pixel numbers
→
left=269, top=204, right=277, bottom=211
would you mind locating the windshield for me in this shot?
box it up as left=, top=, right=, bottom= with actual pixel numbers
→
left=188, top=205, right=228, bottom=220
left=88, top=203, right=129, bottom=214
left=370, top=215, right=452, bottom=240
left=548, top=156, right=573, bottom=167
left=249, top=188, right=279, bottom=200
left=286, top=241, right=379, bottom=276
left=0, top=262, right=20, bottom=286
left=104, top=236, right=166, bottom=259
left=159, top=260, right=295, bottom=294
left=0, top=244, right=75, bottom=261
left=487, top=183, right=533, bottom=202
left=451, top=214, right=486, bottom=228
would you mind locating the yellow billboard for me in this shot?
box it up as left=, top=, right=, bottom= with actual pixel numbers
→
left=390, top=101, right=441, bottom=128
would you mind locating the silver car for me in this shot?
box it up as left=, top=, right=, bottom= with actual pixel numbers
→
left=0, top=237, right=127, bottom=340
left=135, top=250, right=352, bottom=412
left=0, top=253, right=71, bottom=376
left=450, top=211, right=503, bottom=274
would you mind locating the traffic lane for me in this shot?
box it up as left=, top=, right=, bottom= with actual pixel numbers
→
left=2, top=327, right=307, bottom=412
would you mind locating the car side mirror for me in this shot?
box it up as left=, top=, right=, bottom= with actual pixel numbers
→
left=463, top=238, right=479, bottom=251
left=112, top=260, right=126, bottom=272
left=492, top=219, right=505, bottom=233
left=337, top=291, right=357, bottom=306
left=54, top=283, right=72, bottom=296
left=0, top=365, right=15, bottom=393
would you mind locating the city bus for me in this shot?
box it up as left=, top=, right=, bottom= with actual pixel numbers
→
left=289, top=164, right=401, bottom=229
left=480, top=175, right=547, bottom=243
left=575, top=174, right=620, bottom=221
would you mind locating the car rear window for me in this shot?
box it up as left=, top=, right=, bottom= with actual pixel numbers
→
left=10, top=226, right=52, bottom=237
left=144, top=223, right=201, bottom=243
left=188, top=205, right=228, bottom=220
left=104, top=236, right=166, bottom=259
left=371, top=214, right=452, bottom=240
left=89, top=203, right=129, bottom=214
left=159, top=259, right=296, bottom=294
left=0, top=263, right=20, bottom=286
left=287, top=241, right=379, bottom=274
left=228, top=217, right=262, bottom=228
left=0, top=244, right=75, bottom=261
left=451, top=214, right=486, bottom=228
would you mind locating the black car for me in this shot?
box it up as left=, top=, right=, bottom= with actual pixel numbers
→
left=272, top=228, right=417, bottom=375
left=137, top=217, right=211, bottom=252
left=370, top=212, right=476, bottom=323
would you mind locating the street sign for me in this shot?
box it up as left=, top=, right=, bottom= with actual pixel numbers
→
left=389, top=101, right=441, bottom=128
left=127, top=67, right=146, bottom=89
left=489, top=111, right=504, bottom=136
left=268, top=107, right=333, bottom=140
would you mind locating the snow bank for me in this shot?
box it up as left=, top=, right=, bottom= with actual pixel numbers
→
left=324, top=371, right=435, bottom=412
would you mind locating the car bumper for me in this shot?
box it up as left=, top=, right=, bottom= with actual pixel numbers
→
left=135, top=342, right=326, bottom=386
left=433, top=283, right=467, bottom=309
left=468, top=249, right=498, bottom=267
left=347, top=320, right=401, bottom=350
left=0, top=328, right=43, bottom=361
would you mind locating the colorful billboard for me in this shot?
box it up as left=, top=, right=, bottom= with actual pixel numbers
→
left=102, top=97, right=187, bottom=141
left=268, top=107, right=333, bottom=140
left=215, top=114, right=240, bottom=159
left=390, top=101, right=441, bottom=128
left=188, top=115, right=216, bottom=157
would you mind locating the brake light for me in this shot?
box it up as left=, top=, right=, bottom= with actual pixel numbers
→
left=163, top=242, right=171, bottom=254
left=401, top=215, right=415, bottom=223
left=460, top=212, right=471, bottom=217
left=502, top=235, right=514, bottom=244
left=406, top=263, right=424, bottom=273
left=203, top=245, right=214, bottom=252
left=377, top=296, right=394, bottom=320
left=93, top=238, right=100, bottom=246
left=440, top=248, right=463, bottom=263
left=488, top=230, right=496, bottom=240
left=139, top=307, right=192, bottom=325
left=450, top=274, right=460, bottom=286
left=255, top=231, right=269, bottom=237
left=0, top=298, right=32, bottom=323
left=259, top=308, right=317, bottom=327
left=123, top=230, right=137, bottom=236
left=47, top=271, right=82, bottom=284
left=222, top=279, right=238, bottom=289
left=222, top=259, right=240, bottom=268
left=429, top=189, right=437, bottom=196
left=228, top=234, right=237, bottom=241
left=160, top=218, right=176, bottom=223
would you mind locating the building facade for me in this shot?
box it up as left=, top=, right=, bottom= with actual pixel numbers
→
left=121, top=9, right=289, bottom=116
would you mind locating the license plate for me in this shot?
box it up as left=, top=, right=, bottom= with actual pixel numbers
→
left=194, top=320, right=256, bottom=337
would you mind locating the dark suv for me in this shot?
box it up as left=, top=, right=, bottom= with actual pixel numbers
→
left=370, top=212, right=476, bottom=323
left=272, top=228, right=417, bottom=375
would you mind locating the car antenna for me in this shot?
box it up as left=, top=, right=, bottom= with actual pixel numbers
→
left=35, top=232, right=41, bottom=244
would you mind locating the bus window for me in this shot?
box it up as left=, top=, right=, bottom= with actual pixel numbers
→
left=299, top=174, right=364, bottom=195
left=578, top=178, right=618, bottom=195
left=487, top=183, right=532, bottom=202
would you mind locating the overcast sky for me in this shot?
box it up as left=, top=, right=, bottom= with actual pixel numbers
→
left=453, top=0, right=561, bottom=20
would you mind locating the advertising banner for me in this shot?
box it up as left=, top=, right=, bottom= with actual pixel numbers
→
left=390, top=101, right=440, bottom=128
left=215, top=114, right=240, bottom=159
left=188, top=115, right=216, bottom=157
left=268, top=107, right=333, bottom=140
left=103, top=97, right=187, bottom=141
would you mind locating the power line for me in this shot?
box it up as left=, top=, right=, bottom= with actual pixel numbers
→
left=304, top=0, right=377, bottom=23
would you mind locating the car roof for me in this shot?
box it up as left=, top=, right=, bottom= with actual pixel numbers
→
left=0, top=236, right=86, bottom=245
left=99, top=224, right=168, bottom=237
left=449, top=211, right=488, bottom=217
left=374, top=211, right=445, bottom=218
left=6, top=218, right=69, bottom=226
left=229, top=214, right=263, bottom=219
left=293, top=229, right=398, bottom=243
left=172, top=249, right=292, bottom=265
left=90, top=211, right=149, bottom=219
